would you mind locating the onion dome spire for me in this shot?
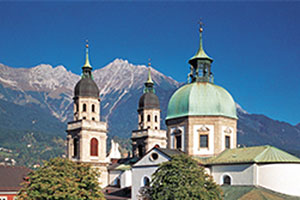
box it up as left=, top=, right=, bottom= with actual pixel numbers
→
left=189, top=21, right=213, bottom=64
left=144, top=60, right=155, bottom=94
left=138, top=60, right=160, bottom=110
left=81, top=40, right=93, bottom=79
left=83, top=40, right=92, bottom=69
left=74, top=40, right=99, bottom=98
left=188, top=21, right=214, bottom=83
left=146, top=61, right=154, bottom=84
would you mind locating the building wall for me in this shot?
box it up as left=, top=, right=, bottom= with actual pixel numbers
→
left=79, top=129, right=107, bottom=162
left=257, top=163, right=300, bottom=197
left=108, top=170, right=121, bottom=186
left=74, top=97, right=100, bottom=121
left=109, top=170, right=132, bottom=188
left=120, top=170, right=132, bottom=188
left=167, top=116, right=237, bottom=157
left=67, top=120, right=109, bottom=187
left=94, top=165, right=109, bottom=188
left=132, top=166, right=158, bottom=200
left=138, top=109, right=161, bottom=130
left=188, top=116, right=237, bottom=156
left=132, top=149, right=170, bottom=200
left=211, top=164, right=255, bottom=185
left=0, top=193, right=17, bottom=200
left=131, top=128, right=167, bottom=158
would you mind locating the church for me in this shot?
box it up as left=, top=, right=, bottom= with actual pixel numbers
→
left=66, top=25, right=300, bottom=199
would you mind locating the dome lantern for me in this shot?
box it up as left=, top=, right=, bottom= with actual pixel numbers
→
left=188, top=21, right=214, bottom=83
left=167, top=22, right=237, bottom=120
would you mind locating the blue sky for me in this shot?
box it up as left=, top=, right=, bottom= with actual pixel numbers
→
left=0, top=2, right=299, bottom=125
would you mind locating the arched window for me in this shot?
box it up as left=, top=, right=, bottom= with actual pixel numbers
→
left=73, top=138, right=78, bottom=157
left=147, top=114, right=151, bottom=122
left=174, top=129, right=182, bottom=150
left=155, top=115, right=158, bottom=122
left=90, top=138, right=98, bottom=156
left=76, top=103, right=79, bottom=112
left=143, top=177, right=150, bottom=187
left=223, top=175, right=231, bottom=185
left=92, top=117, right=95, bottom=121
left=92, top=104, right=95, bottom=112
left=83, top=104, right=87, bottom=112
left=141, top=115, right=144, bottom=122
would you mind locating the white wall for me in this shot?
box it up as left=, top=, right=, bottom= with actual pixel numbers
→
left=120, top=169, right=132, bottom=188
left=211, top=164, right=255, bottom=185
left=109, top=170, right=132, bottom=188
left=108, top=170, right=121, bottom=186
left=258, top=163, right=300, bottom=197
left=132, top=166, right=158, bottom=200
left=132, top=149, right=170, bottom=200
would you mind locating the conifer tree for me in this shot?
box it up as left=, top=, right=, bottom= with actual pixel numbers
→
left=18, top=157, right=105, bottom=200
left=142, top=154, right=222, bottom=200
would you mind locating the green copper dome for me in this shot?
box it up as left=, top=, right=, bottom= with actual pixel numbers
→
left=166, top=82, right=237, bottom=120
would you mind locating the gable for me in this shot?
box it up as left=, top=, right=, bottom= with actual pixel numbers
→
left=133, top=148, right=170, bottom=167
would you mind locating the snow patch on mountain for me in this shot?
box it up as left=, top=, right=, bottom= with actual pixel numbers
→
left=236, top=103, right=248, bottom=114
left=0, top=59, right=180, bottom=123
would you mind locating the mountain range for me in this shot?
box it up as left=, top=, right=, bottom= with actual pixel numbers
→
left=0, top=59, right=299, bottom=167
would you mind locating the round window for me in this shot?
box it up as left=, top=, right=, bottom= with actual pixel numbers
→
left=150, top=153, right=159, bottom=161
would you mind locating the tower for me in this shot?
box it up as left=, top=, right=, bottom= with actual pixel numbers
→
left=66, top=42, right=108, bottom=187
left=131, top=63, right=167, bottom=158
left=166, top=23, right=238, bottom=157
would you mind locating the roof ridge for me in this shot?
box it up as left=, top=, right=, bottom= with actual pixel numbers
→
left=253, top=145, right=270, bottom=162
left=254, top=145, right=300, bottom=163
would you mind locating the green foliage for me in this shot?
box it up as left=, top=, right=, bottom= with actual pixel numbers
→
left=17, top=157, right=105, bottom=200
left=144, top=154, right=223, bottom=200
left=0, top=129, right=65, bottom=168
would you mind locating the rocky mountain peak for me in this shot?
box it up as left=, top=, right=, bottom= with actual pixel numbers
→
left=1, top=60, right=300, bottom=161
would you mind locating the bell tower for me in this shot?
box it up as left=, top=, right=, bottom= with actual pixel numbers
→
left=131, top=62, right=167, bottom=158
left=66, top=41, right=108, bottom=187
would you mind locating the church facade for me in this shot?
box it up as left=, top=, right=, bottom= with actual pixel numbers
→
left=66, top=27, right=300, bottom=199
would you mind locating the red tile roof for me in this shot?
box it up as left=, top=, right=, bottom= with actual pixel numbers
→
left=0, top=165, right=31, bottom=192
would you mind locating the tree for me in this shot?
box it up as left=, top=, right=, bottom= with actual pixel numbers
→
left=18, top=157, right=105, bottom=200
left=143, top=154, right=223, bottom=200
